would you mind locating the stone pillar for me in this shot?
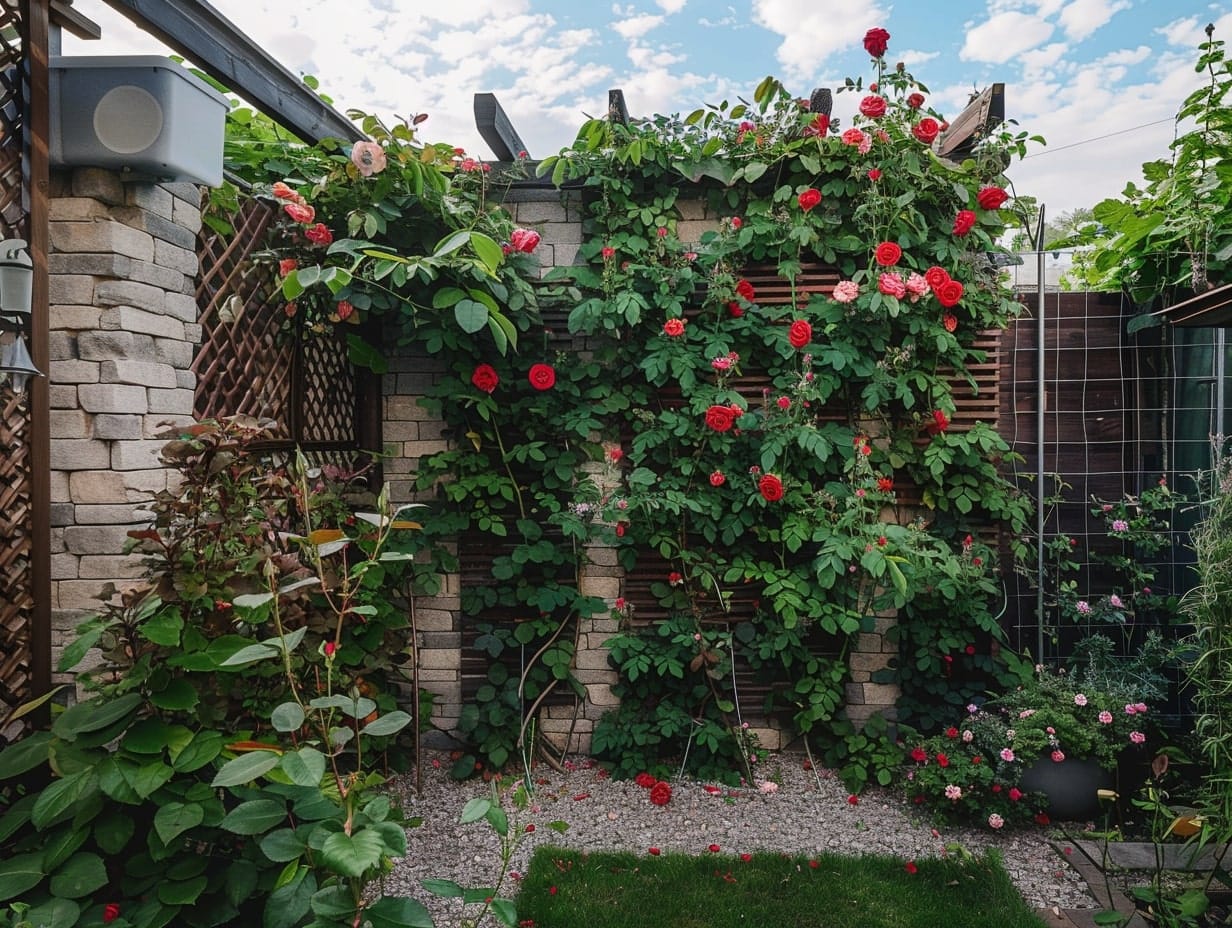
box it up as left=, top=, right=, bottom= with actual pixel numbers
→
left=46, top=167, right=202, bottom=678
left=845, top=612, right=901, bottom=726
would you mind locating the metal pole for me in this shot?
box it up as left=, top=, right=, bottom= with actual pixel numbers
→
left=1035, top=207, right=1047, bottom=664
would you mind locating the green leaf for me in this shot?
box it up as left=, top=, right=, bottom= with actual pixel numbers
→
left=365, top=897, right=434, bottom=928
left=0, top=853, right=44, bottom=902
left=212, top=750, right=282, bottom=787
left=51, top=693, right=142, bottom=740
left=121, top=719, right=174, bottom=754
left=469, top=232, right=504, bottom=273
left=232, top=592, right=275, bottom=610
left=149, top=678, right=198, bottom=711
left=421, top=878, right=464, bottom=898
left=0, top=730, right=53, bottom=779
left=490, top=898, right=519, bottom=928
left=454, top=299, right=489, bottom=333
left=264, top=868, right=314, bottom=928
left=260, top=828, right=307, bottom=864
left=141, top=609, right=184, bottom=646
left=220, top=799, right=287, bottom=835
left=171, top=730, right=224, bottom=772
left=433, top=229, right=470, bottom=258
left=320, top=829, right=385, bottom=878
left=219, top=642, right=279, bottom=667
left=459, top=797, right=491, bottom=824
left=47, top=852, right=107, bottom=899
left=154, top=801, right=205, bottom=845
left=23, top=898, right=80, bottom=928
left=93, top=809, right=135, bottom=855
left=58, top=628, right=101, bottom=672
left=31, top=770, right=98, bottom=829
left=271, top=702, right=306, bottom=733
left=158, top=875, right=208, bottom=905
left=347, top=333, right=389, bottom=374
left=279, top=748, right=326, bottom=788
left=121, top=759, right=174, bottom=800
left=359, top=710, right=412, bottom=738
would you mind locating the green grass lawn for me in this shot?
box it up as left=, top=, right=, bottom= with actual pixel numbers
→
left=514, top=847, right=1049, bottom=928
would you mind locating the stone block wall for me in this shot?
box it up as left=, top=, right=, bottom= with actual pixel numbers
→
left=383, top=187, right=898, bottom=748
left=46, top=167, right=203, bottom=678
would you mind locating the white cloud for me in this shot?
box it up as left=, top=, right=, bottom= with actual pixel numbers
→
left=1019, top=42, right=1070, bottom=81
left=960, top=11, right=1055, bottom=63
left=655, top=0, right=689, bottom=12
left=1155, top=12, right=1232, bottom=48
left=611, top=13, right=665, bottom=40
left=891, top=48, right=940, bottom=69
left=1097, top=45, right=1152, bottom=66
left=1058, top=0, right=1130, bottom=42
left=751, top=0, right=889, bottom=81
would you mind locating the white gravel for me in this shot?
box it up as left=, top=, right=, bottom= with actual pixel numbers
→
left=380, top=750, right=1096, bottom=924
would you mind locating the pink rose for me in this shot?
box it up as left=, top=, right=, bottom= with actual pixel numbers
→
left=832, top=280, right=860, bottom=303
left=351, top=141, right=387, bottom=177
left=511, top=228, right=541, bottom=253
left=283, top=202, right=315, bottom=224
left=304, top=222, right=333, bottom=245
left=878, top=272, right=906, bottom=298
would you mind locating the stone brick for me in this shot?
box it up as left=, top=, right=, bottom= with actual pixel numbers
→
left=574, top=668, right=617, bottom=686
left=50, top=470, right=70, bottom=504
left=48, top=408, right=91, bottom=439
left=101, top=360, right=177, bottom=389
left=69, top=470, right=128, bottom=503
left=49, top=385, right=78, bottom=408
left=49, top=503, right=75, bottom=527
left=585, top=547, right=619, bottom=567
left=50, top=552, right=80, bottom=581
left=79, top=383, right=148, bottom=414
left=154, top=239, right=199, bottom=277
left=52, top=305, right=103, bottom=331
left=152, top=339, right=194, bottom=368
left=861, top=683, right=900, bottom=706
left=512, top=201, right=568, bottom=223
left=99, top=306, right=185, bottom=341
left=163, top=182, right=203, bottom=207
left=183, top=323, right=201, bottom=343
left=111, top=440, right=166, bottom=471
left=48, top=331, right=76, bottom=361
left=57, top=579, right=133, bottom=611
left=78, top=331, right=148, bottom=362
left=163, top=292, right=197, bottom=323
left=574, top=648, right=613, bottom=671
left=63, top=524, right=134, bottom=555
left=413, top=609, right=454, bottom=632
left=171, top=194, right=204, bottom=234
left=49, top=359, right=99, bottom=385
left=746, top=727, right=782, bottom=751
left=382, top=421, right=418, bottom=442
left=78, top=554, right=148, bottom=579
left=579, top=576, right=619, bottom=599
left=539, top=220, right=583, bottom=245
left=51, top=439, right=110, bottom=470
left=418, top=649, right=459, bottom=670
left=386, top=395, right=435, bottom=422
left=125, top=183, right=175, bottom=220
left=94, top=279, right=165, bottom=314
left=119, top=469, right=169, bottom=497
left=855, top=633, right=882, bottom=653
left=147, top=387, right=194, bottom=415
left=51, top=220, right=154, bottom=261
left=845, top=682, right=865, bottom=705
left=50, top=274, right=95, bottom=305
left=585, top=683, right=620, bottom=707
left=143, top=414, right=194, bottom=437
left=74, top=503, right=152, bottom=525
left=50, top=197, right=112, bottom=222
left=71, top=168, right=125, bottom=204
left=677, top=199, right=708, bottom=221
left=174, top=370, right=195, bottom=390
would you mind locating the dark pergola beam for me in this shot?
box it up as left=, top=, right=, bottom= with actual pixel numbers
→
left=51, top=1, right=102, bottom=40
left=99, top=0, right=361, bottom=144
left=937, top=83, right=1004, bottom=161
left=607, top=89, right=628, bottom=125
left=474, top=92, right=528, bottom=161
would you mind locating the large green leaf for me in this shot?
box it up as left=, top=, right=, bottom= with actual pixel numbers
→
left=0, top=853, right=44, bottom=902
left=259, top=828, right=306, bottom=863
left=219, top=799, right=287, bottom=836
left=271, top=702, right=305, bottom=733
left=421, top=878, right=463, bottom=898
left=359, top=710, right=412, bottom=738
left=31, top=770, right=99, bottom=829
left=40, top=824, right=88, bottom=872
left=120, top=759, right=175, bottom=800
left=212, top=750, right=282, bottom=788
left=23, top=898, right=80, bottom=928
left=171, top=729, right=224, bottom=772
left=319, top=829, right=385, bottom=877
left=157, top=875, right=208, bottom=905
left=93, top=809, right=135, bottom=855
left=47, top=852, right=107, bottom=899
left=279, top=748, right=326, bottom=788
left=365, top=897, right=434, bottom=928
left=454, top=299, right=489, bottom=333
left=141, top=608, right=183, bottom=646
left=51, top=693, right=142, bottom=740
left=263, top=869, right=314, bottom=928
left=469, top=232, right=504, bottom=273
left=121, top=719, right=175, bottom=754
left=0, top=730, right=53, bottom=779
left=154, top=801, right=205, bottom=845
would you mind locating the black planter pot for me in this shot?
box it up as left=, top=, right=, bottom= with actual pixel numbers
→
left=1019, top=756, right=1115, bottom=821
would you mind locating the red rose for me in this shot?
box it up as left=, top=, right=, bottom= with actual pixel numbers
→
left=910, top=746, right=927, bottom=763
left=911, top=117, right=940, bottom=144
left=804, top=113, right=829, bottom=137
left=304, top=222, right=333, bottom=245
left=905, top=861, right=919, bottom=875
left=976, top=186, right=1010, bottom=210
left=663, top=318, right=686, bottom=337
left=528, top=363, right=556, bottom=390
left=952, top=209, right=977, bottom=236
left=863, top=27, right=890, bottom=57
left=283, top=202, right=315, bottom=224
left=335, top=300, right=355, bottom=321
left=708, top=844, right=721, bottom=853
left=278, top=258, right=297, bottom=276
left=704, top=405, right=738, bottom=432
left=906, top=92, right=925, bottom=109
left=601, top=245, right=616, bottom=259
left=788, top=319, right=813, bottom=349
left=797, top=187, right=822, bottom=212
left=511, top=228, right=541, bottom=253
left=946, top=727, right=959, bottom=738
left=730, top=216, right=743, bottom=229
left=925, top=409, right=950, bottom=435
left=936, top=753, right=949, bottom=768
left=648, top=847, right=661, bottom=855
left=649, top=781, right=672, bottom=806
left=943, top=313, right=958, bottom=332
left=471, top=364, right=499, bottom=394
left=924, top=266, right=951, bottom=291
left=758, top=474, right=784, bottom=502
left=847, top=794, right=859, bottom=805
left=727, top=301, right=744, bottom=318
left=103, top=904, right=121, bottom=924
left=709, top=471, right=726, bottom=487
left=735, top=279, right=756, bottom=302
left=877, top=477, right=893, bottom=492
left=935, top=279, right=964, bottom=308
left=859, top=95, right=887, bottom=118
left=271, top=181, right=296, bottom=200
left=874, top=241, right=902, bottom=266
left=635, top=772, right=657, bottom=788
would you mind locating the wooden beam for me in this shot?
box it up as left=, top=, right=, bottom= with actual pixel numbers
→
left=474, top=92, right=528, bottom=162
left=99, top=0, right=361, bottom=144
left=25, top=0, right=52, bottom=711
left=50, top=1, right=100, bottom=40
left=607, top=89, right=628, bottom=125
left=937, top=83, right=1004, bottom=161
left=808, top=87, right=832, bottom=116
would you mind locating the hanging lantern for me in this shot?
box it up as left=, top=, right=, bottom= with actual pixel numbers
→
left=0, top=239, right=32, bottom=318
left=1, top=333, right=42, bottom=394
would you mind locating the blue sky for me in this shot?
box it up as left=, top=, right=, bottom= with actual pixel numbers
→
left=67, top=0, right=1229, bottom=220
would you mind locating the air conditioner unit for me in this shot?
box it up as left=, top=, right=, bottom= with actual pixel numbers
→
left=50, top=56, right=230, bottom=187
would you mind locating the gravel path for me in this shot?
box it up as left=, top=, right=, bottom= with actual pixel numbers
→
left=381, top=750, right=1097, bottom=924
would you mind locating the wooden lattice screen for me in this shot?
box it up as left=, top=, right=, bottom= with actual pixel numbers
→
left=193, top=196, right=376, bottom=457
left=0, top=0, right=31, bottom=736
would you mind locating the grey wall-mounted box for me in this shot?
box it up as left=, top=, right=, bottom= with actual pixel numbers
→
left=50, top=56, right=230, bottom=187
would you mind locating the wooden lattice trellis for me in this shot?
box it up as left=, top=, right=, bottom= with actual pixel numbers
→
left=193, top=195, right=374, bottom=456
left=0, top=0, right=31, bottom=737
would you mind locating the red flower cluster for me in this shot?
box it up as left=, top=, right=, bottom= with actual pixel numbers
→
left=304, top=222, right=333, bottom=245
left=634, top=771, right=657, bottom=788
left=735, top=279, right=756, bottom=302
left=925, top=409, right=950, bottom=435
left=705, top=404, right=741, bottom=432
left=924, top=265, right=964, bottom=308
left=528, top=363, right=556, bottom=391
left=471, top=364, right=499, bottom=394
left=649, top=781, right=672, bottom=806
left=510, top=228, right=541, bottom=253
